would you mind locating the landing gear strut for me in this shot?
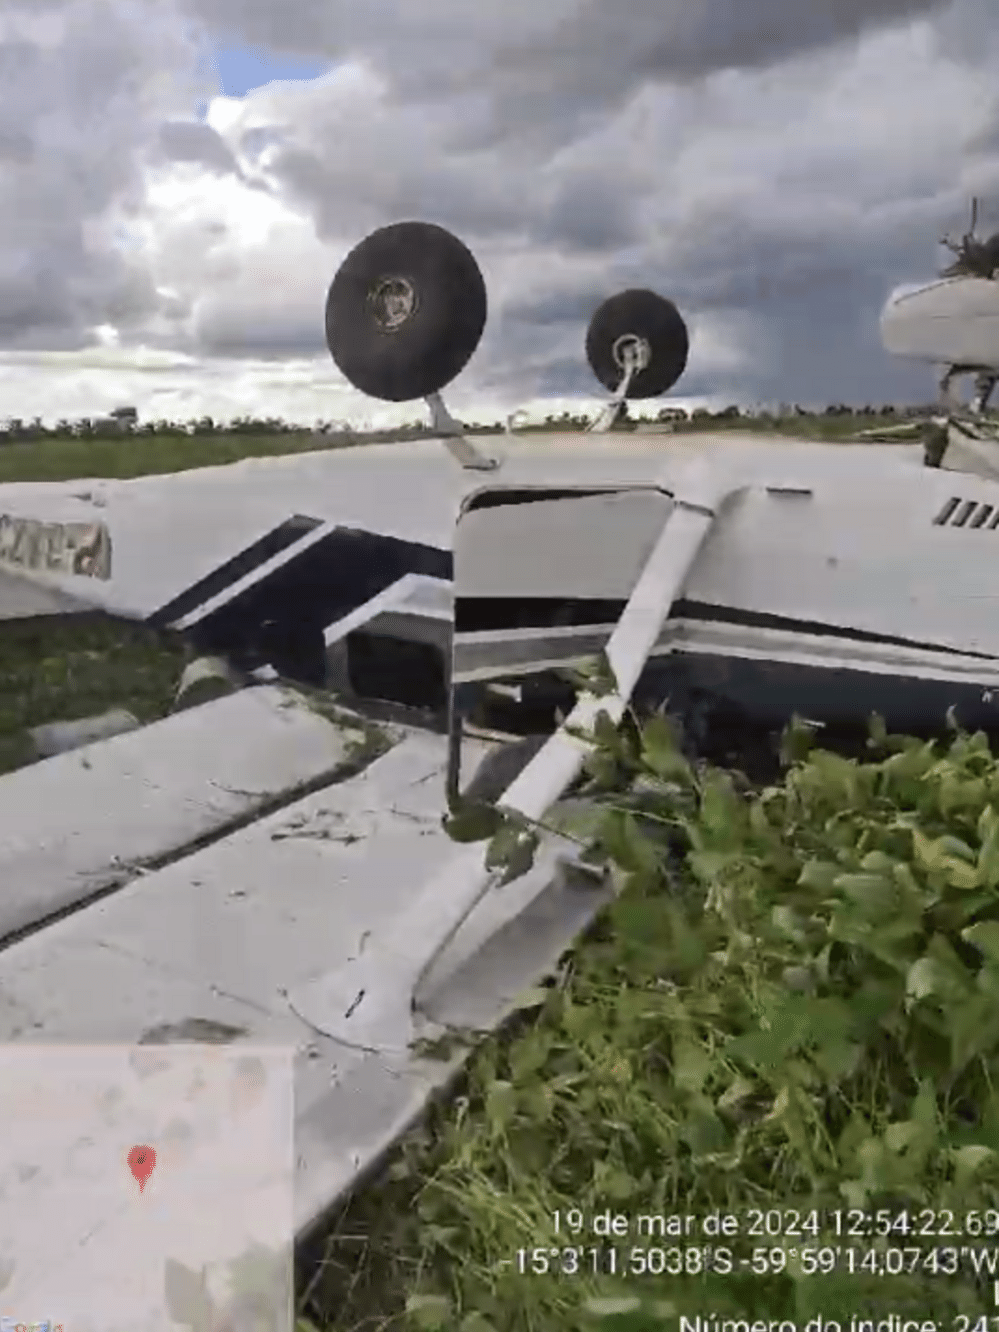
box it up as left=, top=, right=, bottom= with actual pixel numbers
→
left=938, top=365, right=998, bottom=418
left=588, top=335, right=650, bottom=433
left=973, top=372, right=998, bottom=416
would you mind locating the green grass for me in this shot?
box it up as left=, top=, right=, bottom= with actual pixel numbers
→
left=656, top=411, right=926, bottom=442
left=0, top=412, right=924, bottom=483
left=0, top=615, right=184, bottom=773
left=0, top=431, right=360, bottom=483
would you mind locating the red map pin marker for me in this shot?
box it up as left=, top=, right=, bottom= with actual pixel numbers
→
left=127, top=1144, right=157, bottom=1193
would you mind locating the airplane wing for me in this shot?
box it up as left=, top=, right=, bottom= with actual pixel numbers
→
left=0, top=433, right=702, bottom=641
left=0, top=444, right=468, bottom=643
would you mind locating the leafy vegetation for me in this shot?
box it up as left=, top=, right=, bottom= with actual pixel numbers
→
left=301, top=709, right=999, bottom=1329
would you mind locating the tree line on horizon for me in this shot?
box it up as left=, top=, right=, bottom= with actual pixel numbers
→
left=0, top=400, right=938, bottom=444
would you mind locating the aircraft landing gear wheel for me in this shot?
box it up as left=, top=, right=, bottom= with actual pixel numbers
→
left=586, top=289, right=689, bottom=398
left=325, top=221, right=487, bottom=401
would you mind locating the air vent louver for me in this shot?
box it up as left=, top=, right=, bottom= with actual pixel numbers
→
left=933, top=496, right=999, bottom=529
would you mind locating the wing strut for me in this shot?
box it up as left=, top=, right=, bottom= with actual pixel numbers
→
left=286, top=460, right=740, bottom=1053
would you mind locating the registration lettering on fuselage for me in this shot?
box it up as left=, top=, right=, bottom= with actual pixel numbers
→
left=0, top=514, right=112, bottom=579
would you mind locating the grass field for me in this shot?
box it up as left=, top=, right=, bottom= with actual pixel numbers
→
left=0, top=430, right=354, bottom=483
left=0, top=415, right=982, bottom=1332
left=0, top=410, right=923, bottom=483
left=0, top=614, right=183, bottom=774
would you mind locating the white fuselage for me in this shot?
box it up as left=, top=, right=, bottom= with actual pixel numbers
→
left=447, top=434, right=999, bottom=731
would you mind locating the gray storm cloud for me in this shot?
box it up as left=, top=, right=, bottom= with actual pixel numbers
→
left=168, top=0, right=998, bottom=404
left=177, top=0, right=954, bottom=137
left=2, top=0, right=999, bottom=410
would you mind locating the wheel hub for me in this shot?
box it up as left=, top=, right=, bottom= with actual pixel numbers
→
left=612, top=334, right=651, bottom=372
left=368, top=277, right=417, bottom=331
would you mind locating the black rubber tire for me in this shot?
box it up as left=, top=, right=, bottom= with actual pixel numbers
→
left=585, top=289, right=689, bottom=399
left=325, top=221, right=487, bottom=401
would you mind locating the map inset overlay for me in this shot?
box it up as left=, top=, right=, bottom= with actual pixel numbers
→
left=0, top=1044, right=295, bottom=1332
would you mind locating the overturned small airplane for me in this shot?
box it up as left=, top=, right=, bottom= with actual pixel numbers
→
left=3, top=214, right=999, bottom=1251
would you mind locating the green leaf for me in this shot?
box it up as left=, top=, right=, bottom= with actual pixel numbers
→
left=639, top=711, right=691, bottom=782
left=952, top=1144, right=996, bottom=1187
left=592, top=707, right=623, bottom=752
left=910, top=827, right=980, bottom=887
left=544, top=798, right=604, bottom=843
left=586, top=648, right=618, bottom=697
left=772, top=905, right=810, bottom=945
left=939, top=771, right=987, bottom=816
left=798, top=858, right=840, bottom=892
left=405, top=1293, right=453, bottom=1329
left=921, top=934, right=975, bottom=1001
left=936, top=834, right=977, bottom=862
left=812, top=1038, right=862, bottom=1080
left=979, top=805, right=999, bottom=886
left=833, top=870, right=890, bottom=897
left=485, top=819, right=528, bottom=869
left=559, top=649, right=618, bottom=698
left=948, top=858, right=980, bottom=890
left=485, top=1080, right=518, bottom=1132
left=906, top=956, right=938, bottom=1004
left=859, top=849, right=896, bottom=873
left=583, top=1295, right=643, bottom=1316
left=444, top=802, right=506, bottom=843
left=698, top=772, right=745, bottom=843
left=597, top=809, right=659, bottom=876
left=716, top=1074, right=755, bottom=1114
left=672, top=1038, right=713, bottom=1095
left=867, top=712, right=888, bottom=749
left=485, top=823, right=540, bottom=884
left=962, top=920, right=999, bottom=965
left=508, top=985, right=550, bottom=1013
left=980, top=802, right=999, bottom=844
left=460, top=1315, right=499, bottom=1332
left=949, top=993, right=999, bottom=1072
left=779, top=715, right=822, bottom=767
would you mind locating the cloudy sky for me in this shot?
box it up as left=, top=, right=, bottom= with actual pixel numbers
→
left=0, top=0, right=997, bottom=427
